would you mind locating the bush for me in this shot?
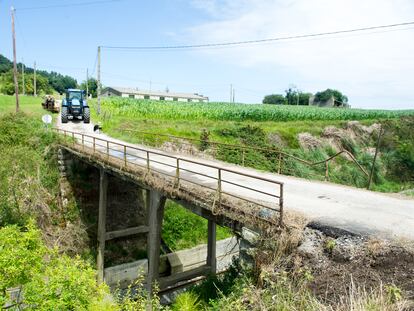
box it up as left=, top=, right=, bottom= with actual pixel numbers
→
left=0, top=223, right=113, bottom=310
left=0, top=222, right=45, bottom=298
left=314, top=89, right=348, bottom=105
left=263, top=94, right=286, bottom=105
left=172, top=292, right=202, bottom=311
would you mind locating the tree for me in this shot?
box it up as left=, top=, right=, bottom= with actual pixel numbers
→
left=0, top=69, right=52, bottom=95
left=298, top=92, right=312, bottom=106
left=314, top=89, right=348, bottom=105
left=263, top=94, right=286, bottom=105
left=80, top=77, right=98, bottom=98
left=285, top=85, right=299, bottom=105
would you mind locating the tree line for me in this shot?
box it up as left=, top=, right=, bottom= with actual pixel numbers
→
left=263, top=85, right=348, bottom=106
left=0, top=54, right=97, bottom=97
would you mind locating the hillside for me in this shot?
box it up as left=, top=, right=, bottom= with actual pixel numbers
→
left=0, top=54, right=85, bottom=96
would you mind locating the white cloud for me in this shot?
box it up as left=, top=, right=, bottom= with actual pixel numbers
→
left=187, top=0, right=414, bottom=109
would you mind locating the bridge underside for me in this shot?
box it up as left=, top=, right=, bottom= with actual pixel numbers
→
left=61, top=147, right=249, bottom=291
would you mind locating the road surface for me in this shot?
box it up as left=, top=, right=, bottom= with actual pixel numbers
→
left=57, top=118, right=414, bottom=240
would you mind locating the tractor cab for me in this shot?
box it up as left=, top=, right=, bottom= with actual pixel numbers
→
left=66, top=89, right=85, bottom=102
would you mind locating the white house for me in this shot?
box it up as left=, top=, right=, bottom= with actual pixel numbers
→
left=102, top=86, right=209, bottom=103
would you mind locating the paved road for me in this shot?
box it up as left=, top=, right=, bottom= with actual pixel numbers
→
left=57, top=119, right=414, bottom=240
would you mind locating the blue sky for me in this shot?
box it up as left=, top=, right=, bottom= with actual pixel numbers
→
left=1, top=0, right=414, bottom=109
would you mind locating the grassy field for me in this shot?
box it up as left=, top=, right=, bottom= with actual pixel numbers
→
left=0, top=95, right=45, bottom=116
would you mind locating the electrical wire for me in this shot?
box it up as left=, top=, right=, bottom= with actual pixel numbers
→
left=16, top=0, right=124, bottom=11
left=101, top=21, right=414, bottom=50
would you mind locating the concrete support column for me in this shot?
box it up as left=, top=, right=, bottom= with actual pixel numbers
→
left=146, top=190, right=166, bottom=292
left=207, top=219, right=217, bottom=274
left=97, top=168, right=108, bottom=284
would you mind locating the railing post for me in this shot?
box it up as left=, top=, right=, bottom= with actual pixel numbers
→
left=176, top=158, right=180, bottom=187
left=93, top=137, right=96, bottom=153
left=146, top=151, right=150, bottom=172
left=279, top=183, right=284, bottom=227
left=124, top=145, right=127, bottom=167
left=242, top=149, right=245, bottom=166
left=325, top=161, right=329, bottom=181
left=106, top=141, right=109, bottom=159
left=218, top=168, right=222, bottom=206
left=278, top=153, right=283, bottom=174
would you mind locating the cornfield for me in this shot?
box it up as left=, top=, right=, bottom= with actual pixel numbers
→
left=100, top=98, right=414, bottom=122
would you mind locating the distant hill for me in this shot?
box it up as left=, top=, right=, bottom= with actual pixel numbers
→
left=0, top=54, right=77, bottom=95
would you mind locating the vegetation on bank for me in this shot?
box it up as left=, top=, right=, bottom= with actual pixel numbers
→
left=0, top=112, right=168, bottom=309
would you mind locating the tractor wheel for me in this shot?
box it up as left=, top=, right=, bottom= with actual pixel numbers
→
left=61, top=107, right=68, bottom=123
left=83, top=107, right=90, bottom=124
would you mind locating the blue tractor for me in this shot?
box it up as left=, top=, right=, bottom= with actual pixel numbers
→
left=61, top=89, right=90, bottom=123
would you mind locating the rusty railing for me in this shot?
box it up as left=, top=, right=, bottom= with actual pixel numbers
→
left=54, top=129, right=284, bottom=226
left=117, top=129, right=369, bottom=183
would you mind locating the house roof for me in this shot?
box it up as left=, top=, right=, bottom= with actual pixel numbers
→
left=103, top=86, right=208, bottom=100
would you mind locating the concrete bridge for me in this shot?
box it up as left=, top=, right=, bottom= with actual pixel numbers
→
left=55, top=128, right=284, bottom=291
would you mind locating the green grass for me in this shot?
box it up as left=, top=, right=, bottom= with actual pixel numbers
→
left=0, top=95, right=45, bottom=116
left=162, top=200, right=232, bottom=251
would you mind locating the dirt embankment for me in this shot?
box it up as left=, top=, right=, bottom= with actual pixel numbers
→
left=253, top=211, right=414, bottom=308
left=297, top=225, right=414, bottom=302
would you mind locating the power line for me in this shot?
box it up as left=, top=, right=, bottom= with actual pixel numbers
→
left=101, top=21, right=414, bottom=51
left=16, top=0, right=123, bottom=11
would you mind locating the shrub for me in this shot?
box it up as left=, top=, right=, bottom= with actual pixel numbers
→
left=262, top=94, right=286, bottom=105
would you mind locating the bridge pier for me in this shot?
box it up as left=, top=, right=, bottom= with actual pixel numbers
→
left=207, top=220, right=217, bottom=274
left=146, top=190, right=166, bottom=292
left=97, top=168, right=108, bottom=284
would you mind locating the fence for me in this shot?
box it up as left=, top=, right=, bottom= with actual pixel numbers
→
left=54, top=128, right=284, bottom=226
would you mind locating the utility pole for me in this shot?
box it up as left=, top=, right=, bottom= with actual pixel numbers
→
left=21, top=60, right=25, bottom=95
left=232, top=88, right=235, bottom=103
left=97, top=46, right=101, bottom=115
left=86, top=68, right=89, bottom=98
left=230, top=84, right=233, bottom=103
left=11, top=7, right=19, bottom=112
left=34, top=61, right=37, bottom=97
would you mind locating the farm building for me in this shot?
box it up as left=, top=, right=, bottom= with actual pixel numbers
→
left=102, top=86, right=209, bottom=102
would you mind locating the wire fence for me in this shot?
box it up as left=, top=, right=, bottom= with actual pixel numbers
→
left=117, top=129, right=370, bottom=185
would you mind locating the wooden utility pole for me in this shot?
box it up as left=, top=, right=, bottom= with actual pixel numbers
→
left=232, top=88, right=235, bottom=103
left=230, top=84, right=233, bottom=103
left=21, top=60, right=25, bottom=95
left=11, top=7, right=19, bottom=112
left=34, top=61, right=37, bottom=97
left=86, top=68, right=89, bottom=98
left=97, top=46, right=101, bottom=115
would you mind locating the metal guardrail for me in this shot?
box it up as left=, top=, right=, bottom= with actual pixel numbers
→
left=118, top=129, right=370, bottom=183
left=53, top=129, right=284, bottom=226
